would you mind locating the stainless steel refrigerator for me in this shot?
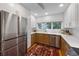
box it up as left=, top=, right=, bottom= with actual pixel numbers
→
left=0, top=10, right=27, bottom=56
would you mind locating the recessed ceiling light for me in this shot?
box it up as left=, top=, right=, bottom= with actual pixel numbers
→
left=45, top=12, right=48, bottom=15
left=59, top=4, right=64, bottom=7
left=34, top=13, right=38, bottom=16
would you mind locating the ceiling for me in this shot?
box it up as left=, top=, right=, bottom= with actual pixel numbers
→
left=21, top=3, right=70, bottom=17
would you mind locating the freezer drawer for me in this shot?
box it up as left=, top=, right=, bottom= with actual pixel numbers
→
left=18, top=41, right=25, bottom=56
left=2, top=38, right=17, bottom=50
left=3, top=46, right=17, bottom=56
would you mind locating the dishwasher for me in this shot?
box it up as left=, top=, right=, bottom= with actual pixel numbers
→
left=49, top=35, right=60, bottom=48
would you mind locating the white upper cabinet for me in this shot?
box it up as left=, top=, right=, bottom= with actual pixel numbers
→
left=63, top=4, right=78, bottom=28
left=77, top=4, right=79, bottom=27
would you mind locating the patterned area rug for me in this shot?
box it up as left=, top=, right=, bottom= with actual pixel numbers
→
left=27, top=43, right=60, bottom=56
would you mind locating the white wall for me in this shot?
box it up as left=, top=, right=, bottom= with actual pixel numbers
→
left=27, top=15, right=37, bottom=48
left=36, top=13, right=64, bottom=23
left=31, top=15, right=37, bottom=30
left=26, top=15, right=37, bottom=47
left=0, top=3, right=30, bottom=17
left=0, top=3, right=31, bottom=48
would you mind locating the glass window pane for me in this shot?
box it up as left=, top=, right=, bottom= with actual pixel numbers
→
left=38, top=23, right=42, bottom=29
left=37, top=22, right=51, bottom=30
left=53, top=22, right=61, bottom=29
left=46, top=23, right=51, bottom=29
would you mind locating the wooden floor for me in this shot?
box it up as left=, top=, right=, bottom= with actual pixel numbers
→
left=27, top=43, right=62, bottom=56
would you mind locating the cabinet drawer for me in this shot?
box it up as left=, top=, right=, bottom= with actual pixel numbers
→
left=3, top=38, right=17, bottom=50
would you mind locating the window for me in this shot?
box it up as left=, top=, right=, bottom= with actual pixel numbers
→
left=46, top=23, right=51, bottom=29
left=37, top=22, right=61, bottom=30
left=52, top=22, right=61, bottom=29
left=38, top=23, right=42, bottom=29
left=38, top=22, right=51, bottom=29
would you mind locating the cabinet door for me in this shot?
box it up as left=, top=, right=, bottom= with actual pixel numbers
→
left=61, top=39, right=65, bottom=55
left=31, top=34, right=34, bottom=45
left=69, top=4, right=77, bottom=28
left=31, top=34, right=50, bottom=45
left=31, top=34, right=37, bottom=45
left=3, top=46, right=17, bottom=56
left=77, top=4, right=79, bottom=27
left=61, top=38, right=70, bottom=56
left=37, top=34, right=44, bottom=44
left=64, top=4, right=77, bottom=28
left=43, top=34, right=49, bottom=45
